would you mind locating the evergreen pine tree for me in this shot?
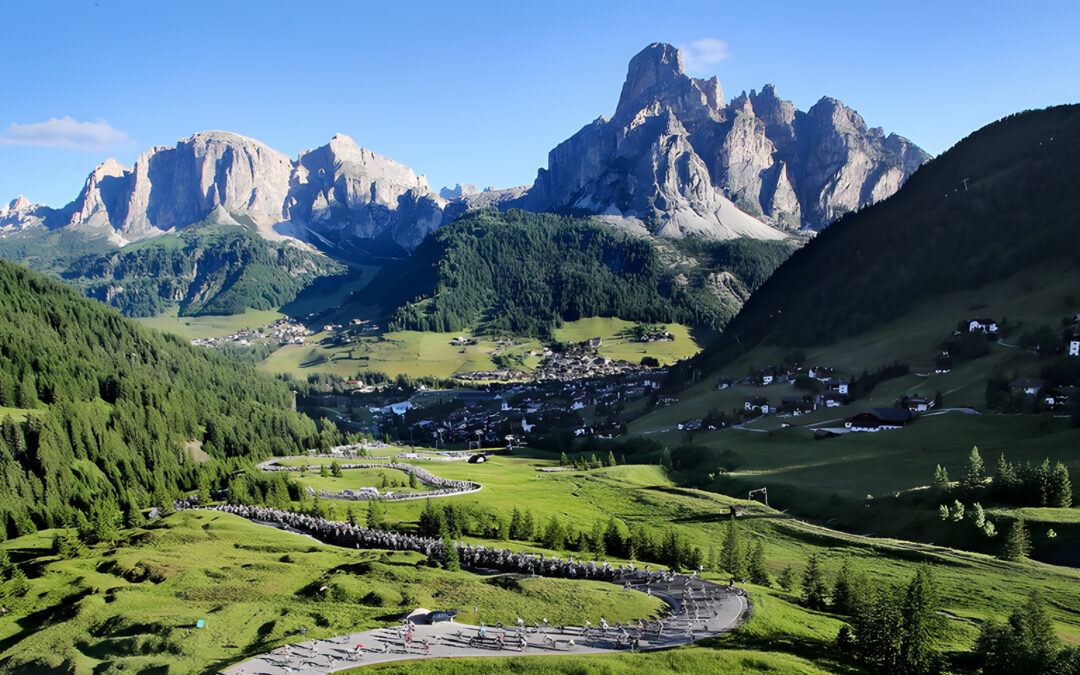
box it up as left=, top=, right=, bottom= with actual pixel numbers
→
left=778, top=565, right=796, bottom=592
left=1048, top=461, right=1073, bottom=508
left=802, top=554, right=829, bottom=610
left=747, top=540, right=769, bottom=585
left=832, top=559, right=858, bottom=615
left=559, top=452, right=569, bottom=466
left=1002, top=518, right=1032, bottom=561
left=931, top=464, right=950, bottom=491
left=442, top=538, right=460, bottom=571
left=720, top=519, right=745, bottom=578
left=962, top=446, right=986, bottom=490
left=409, top=471, right=419, bottom=489
left=606, top=451, right=617, bottom=467
left=898, top=568, right=947, bottom=674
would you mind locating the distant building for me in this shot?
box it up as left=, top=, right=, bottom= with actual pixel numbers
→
left=958, top=318, right=999, bottom=335
left=934, top=353, right=953, bottom=374
left=1009, top=378, right=1047, bottom=395
left=716, top=377, right=734, bottom=390
left=845, top=407, right=913, bottom=432
left=902, top=395, right=935, bottom=412
left=744, top=396, right=770, bottom=414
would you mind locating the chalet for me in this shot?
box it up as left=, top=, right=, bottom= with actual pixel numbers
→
left=902, top=395, right=935, bottom=412
left=778, top=396, right=816, bottom=416
left=934, top=354, right=953, bottom=374
left=1009, top=377, right=1048, bottom=395
left=1070, top=325, right=1080, bottom=356
left=958, top=318, right=999, bottom=335
left=744, top=396, right=771, bottom=414
left=750, top=368, right=775, bottom=386
left=657, top=395, right=680, bottom=406
left=824, top=378, right=849, bottom=395
left=585, top=337, right=603, bottom=349
left=844, top=407, right=913, bottom=432
left=716, top=377, right=734, bottom=390
left=809, top=366, right=835, bottom=381
left=1044, top=386, right=1080, bottom=410
left=819, top=392, right=847, bottom=408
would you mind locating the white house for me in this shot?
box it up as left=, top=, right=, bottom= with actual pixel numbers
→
left=1070, top=337, right=1080, bottom=356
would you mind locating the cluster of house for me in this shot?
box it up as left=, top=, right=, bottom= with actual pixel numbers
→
left=1008, top=378, right=1079, bottom=410
left=532, top=348, right=649, bottom=381
left=375, top=372, right=664, bottom=445
left=189, top=317, right=312, bottom=348
left=455, top=369, right=530, bottom=382
left=726, top=365, right=850, bottom=416
left=636, top=330, right=672, bottom=343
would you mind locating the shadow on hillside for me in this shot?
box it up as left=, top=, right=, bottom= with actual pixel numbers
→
left=0, top=588, right=93, bottom=657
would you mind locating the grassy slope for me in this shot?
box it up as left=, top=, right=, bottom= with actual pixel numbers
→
left=0, top=511, right=661, bottom=674
left=256, top=318, right=701, bottom=380
left=6, top=454, right=1080, bottom=673
left=135, top=305, right=286, bottom=340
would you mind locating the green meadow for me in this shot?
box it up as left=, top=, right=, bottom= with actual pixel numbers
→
left=136, top=306, right=286, bottom=340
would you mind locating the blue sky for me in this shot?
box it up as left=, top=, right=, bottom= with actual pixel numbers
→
left=2, top=0, right=1078, bottom=206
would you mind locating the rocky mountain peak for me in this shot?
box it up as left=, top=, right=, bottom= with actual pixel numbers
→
left=616, top=42, right=686, bottom=117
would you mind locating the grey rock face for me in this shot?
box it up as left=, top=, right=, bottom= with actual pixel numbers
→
left=3, top=131, right=454, bottom=253
left=525, top=42, right=930, bottom=234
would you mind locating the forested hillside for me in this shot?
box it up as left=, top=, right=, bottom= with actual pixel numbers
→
left=37, top=222, right=341, bottom=317
left=694, top=105, right=1080, bottom=370
left=0, top=258, right=324, bottom=539
left=378, top=209, right=796, bottom=337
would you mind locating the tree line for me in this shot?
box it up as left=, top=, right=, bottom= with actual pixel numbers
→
left=377, top=209, right=793, bottom=337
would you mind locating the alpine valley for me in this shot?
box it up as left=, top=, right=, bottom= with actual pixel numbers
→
left=2, top=29, right=1080, bottom=675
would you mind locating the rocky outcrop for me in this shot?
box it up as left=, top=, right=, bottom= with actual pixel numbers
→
left=520, top=42, right=930, bottom=234
left=2, top=131, right=455, bottom=254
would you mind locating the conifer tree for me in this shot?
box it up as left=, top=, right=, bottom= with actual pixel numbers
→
left=832, top=559, right=858, bottom=616
left=802, top=553, right=829, bottom=610
left=778, top=565, right=796, bottom=592
left=747, top=540, right=769, bottom=586
left=932, top=464, right=950, bottom=491
left=962, top=446, right=986, bottom=490
left=1048, top=461, right=1073, bottom=508
left=409, top=471, right=419, bottom=489
left=606, top=450, right=617, bottom=467
left=720, top=519, right=745, bottom=578
left=442, top=538, right=460, bottom=571
left=1002, top=517, right=1032, bottom=561
left=898, top=568, right=947, bottom=674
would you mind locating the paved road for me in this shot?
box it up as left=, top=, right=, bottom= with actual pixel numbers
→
left=221, top=577, right=748, bottom=674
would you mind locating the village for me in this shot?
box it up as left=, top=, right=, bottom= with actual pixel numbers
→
left=188, top=316, right=313, bottom=348
left=694, top=314, right=1080, bottom=439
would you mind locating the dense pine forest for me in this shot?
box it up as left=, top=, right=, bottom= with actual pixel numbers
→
left=59, top=222, right=341, bottom=317
left=378, top=209, right=796, bottom=337
left=694, top=105, right=1080, bottom=370
left=0, top=258, right=325, bottom=539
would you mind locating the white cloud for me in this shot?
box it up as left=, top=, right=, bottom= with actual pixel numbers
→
left=0, top=116, right=130, bottom=151
left=681, top=38, right=730, bottom=73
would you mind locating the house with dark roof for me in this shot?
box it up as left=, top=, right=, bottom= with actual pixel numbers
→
left=958, top=318, right=999, bottom=335
left=902, top=395, right=935, bottom=412
left=934, top=353, right=953, bottom=374
left=1009, top=378, right=1048, bottom=395
left=778, top=396, right=816, bottom=416
left=744, top=396, right=770, bottom=414
left=1044, top=385, right=1080, bottom=410
left=844, top=407, right=913, bottom=432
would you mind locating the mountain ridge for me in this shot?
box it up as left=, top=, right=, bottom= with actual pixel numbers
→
left=2, top=43, right=927, bottom=259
